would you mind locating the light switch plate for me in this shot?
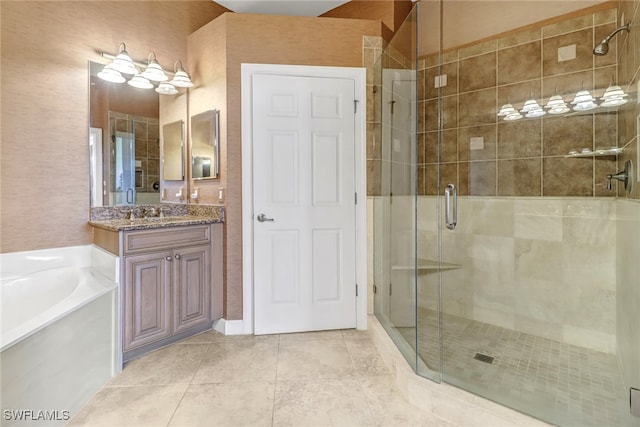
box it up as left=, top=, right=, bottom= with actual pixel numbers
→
left=434, top=74, right=448, bottom=88
left=558, top=44, right=576, bottom=62
left=218, top=186, right=225, bottom=203
left=470, top=137, right=484, bottom=150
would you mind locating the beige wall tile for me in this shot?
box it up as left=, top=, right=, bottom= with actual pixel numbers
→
left=498, top=41, right=542, bottom=86
left=543, top=157, right=594, bottom=196
left=542, top=28, right=594, bottom=77
left=458, top=125, right=497, bottom=162
left=542, top=115, right=594, bottom=156
left=459, top=52, right=497, bottom=92
left=498, top=158, right=542, bottom=196
left=498, top=120, right=542, bottom=159
left=458, top=88, right=496, bottom=127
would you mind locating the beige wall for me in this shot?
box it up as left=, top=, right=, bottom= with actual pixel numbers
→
left=0, top=1, right=226, bottom=253
left=187, top=13, right=381, bottom=319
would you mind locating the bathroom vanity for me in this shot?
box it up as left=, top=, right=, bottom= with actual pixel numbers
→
left=89, top=208, right=223, bottom=362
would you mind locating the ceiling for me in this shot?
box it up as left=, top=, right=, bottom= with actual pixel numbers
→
left=214, top=0, right=351, bottom=17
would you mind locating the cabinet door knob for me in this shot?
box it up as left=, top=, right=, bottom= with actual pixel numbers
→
left=175, top=254, right=181, bottom=260
left=166, top=256, right=172, bottom=261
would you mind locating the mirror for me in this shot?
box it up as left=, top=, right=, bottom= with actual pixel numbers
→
left=191, top=109, right=219, bottom=179
left=89, top=61, right=162, bottom=206
left=162, top=120, right=185, bottom=180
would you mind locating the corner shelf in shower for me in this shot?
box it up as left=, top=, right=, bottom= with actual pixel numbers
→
left=392, top=258, right=461, bottom=272
left=564, top=147, right=623, bottom=158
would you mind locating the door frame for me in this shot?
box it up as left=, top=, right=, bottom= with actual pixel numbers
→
left=241, top=63, right=367, bottom=334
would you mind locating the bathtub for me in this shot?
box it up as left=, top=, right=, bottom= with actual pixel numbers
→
left=0, top=245, right=119, bottom=427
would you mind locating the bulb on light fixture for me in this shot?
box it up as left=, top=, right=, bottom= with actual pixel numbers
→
left=497, top=103, right=517, bottom=116
left=571, top=89, right=598, bottom=111
left=169, top=61, right=194, bottom=88
left=127, top=73, right=153, bottom=89
left=504, top=112, right=523, bottom=121
left=141, top=53, right=168, bottom=82
left=156, top=82, right=179, bottom=95
left=544, top=95, right=570, bottom=115
left=110, top=42, right=139, bottom=75
left=600, top=84, right=628, bottom=107
left=97, top=63, right=125, bottom=83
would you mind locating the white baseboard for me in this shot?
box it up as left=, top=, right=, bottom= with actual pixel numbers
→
left=213, top=318, right=246, bottom=335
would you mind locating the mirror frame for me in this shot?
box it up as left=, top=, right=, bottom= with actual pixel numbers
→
left=190, top=109, right=220, bottom=180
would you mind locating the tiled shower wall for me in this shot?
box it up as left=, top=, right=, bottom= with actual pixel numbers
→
left=108, top=112, right=160, bottom=199
left=417, top=5, right=622, bottom=197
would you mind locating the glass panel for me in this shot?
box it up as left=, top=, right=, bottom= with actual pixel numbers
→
left=419, top=1, right=640, bottom=426
left=374, top=6, right=424, bottom=375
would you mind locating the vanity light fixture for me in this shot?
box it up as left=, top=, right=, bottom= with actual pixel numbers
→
left=600, top=84, right=629, bottom=107
left=520, top=98, right=546, bottom=118
left=169, top=61, right=194, bottom=88
left=127, top=73, right=154, bottom=89
left=109, top=43, right=138, bottom=75
left=141, top=53, right=168, bottom=82
left=571, top=89, right=598, bottom=111
left=96, top=63, right=126, bottom=83
left=156, top=81, right=179, bottom=95
left=97, top=43, right=193, bottom=95
left=545, top=95, right=570, bottom=114
left=497, top=103, right=517, bottom=117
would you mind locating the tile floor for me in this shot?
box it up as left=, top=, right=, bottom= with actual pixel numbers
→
left=397, top=308, right=636, bottom=427
left=69, top=329, right=455, bottom=427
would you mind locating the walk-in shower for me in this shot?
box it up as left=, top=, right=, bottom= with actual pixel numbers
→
left=372, top=1, right=640, bottom=426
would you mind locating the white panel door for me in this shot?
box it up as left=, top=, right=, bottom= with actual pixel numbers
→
left=252, top=74, right=357, bottom=335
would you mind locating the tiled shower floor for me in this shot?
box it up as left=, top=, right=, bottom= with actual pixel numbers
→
left=397, top=308, right=636, bottom=427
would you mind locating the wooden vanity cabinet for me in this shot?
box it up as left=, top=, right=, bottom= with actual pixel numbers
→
left=119, top=224, right=221, bottom=360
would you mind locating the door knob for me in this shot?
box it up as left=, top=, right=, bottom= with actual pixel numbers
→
left=256, top=213, right=275, bottom=222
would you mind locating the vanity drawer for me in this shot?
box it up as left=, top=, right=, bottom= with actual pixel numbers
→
left=124, top=225, right=211, bottom=255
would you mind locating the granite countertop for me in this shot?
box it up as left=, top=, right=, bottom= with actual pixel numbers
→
left=89, top=204, right=224, bottom=232
left=89, top=215, right=223, bottom=232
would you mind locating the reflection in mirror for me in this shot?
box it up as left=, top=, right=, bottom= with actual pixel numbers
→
left=89, top=61, right=161, bottom=206
left=162, top=120, right=185, bottom=181
left=191, top=109, right=219, bottom=179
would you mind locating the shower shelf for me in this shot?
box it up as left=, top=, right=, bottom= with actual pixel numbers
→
left=564, top=147, right=623, bottom=158
left=392, top=258, right=461, bottom=272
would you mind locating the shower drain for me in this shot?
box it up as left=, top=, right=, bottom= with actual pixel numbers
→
left=473, top=353, right=495, bottom=364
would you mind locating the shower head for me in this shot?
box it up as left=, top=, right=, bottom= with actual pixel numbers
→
left=593, top=22, right=631, bottom=56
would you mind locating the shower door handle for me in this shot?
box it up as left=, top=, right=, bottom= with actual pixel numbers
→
left=445, top=183, right=457, bottom=230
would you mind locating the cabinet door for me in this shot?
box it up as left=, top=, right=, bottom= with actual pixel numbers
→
left=124, top=251, right=172, bottom=351
left=173, top=245, right=212, bottom=334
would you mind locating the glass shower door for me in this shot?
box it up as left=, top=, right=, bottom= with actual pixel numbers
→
left=113, top=131, right=136, bottom=205
left=418, top=1, right=640, bottom=426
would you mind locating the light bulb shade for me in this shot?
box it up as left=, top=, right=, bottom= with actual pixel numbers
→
left=571, top=90, right=595, bottom=104
left=600, top=97, right=628, bottom=107
left=548, top=105, right=571, bottom=114
left=545, top=95, right=566, bottom=108
left=504, top=112, right=523, bottom=121
left=601, top=85, right=626, bottom=99
left=170, top=69, right=194, bottom=88
left=497, top=103, right=516, bottom=116
left=521, top=99, right=541, bottom=113
left=155, top=82, right=179, bottom=95
left=572, top=101, right=598, bottom=111
left=97, top=64, right=125, bottom=83
left=127, top=74, right=153, bottom=89
left=110, top=44, right=138, bottom=75
left=525, top=109, right=546, bottom=118
left=141, top=58, right=168, bottom=82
